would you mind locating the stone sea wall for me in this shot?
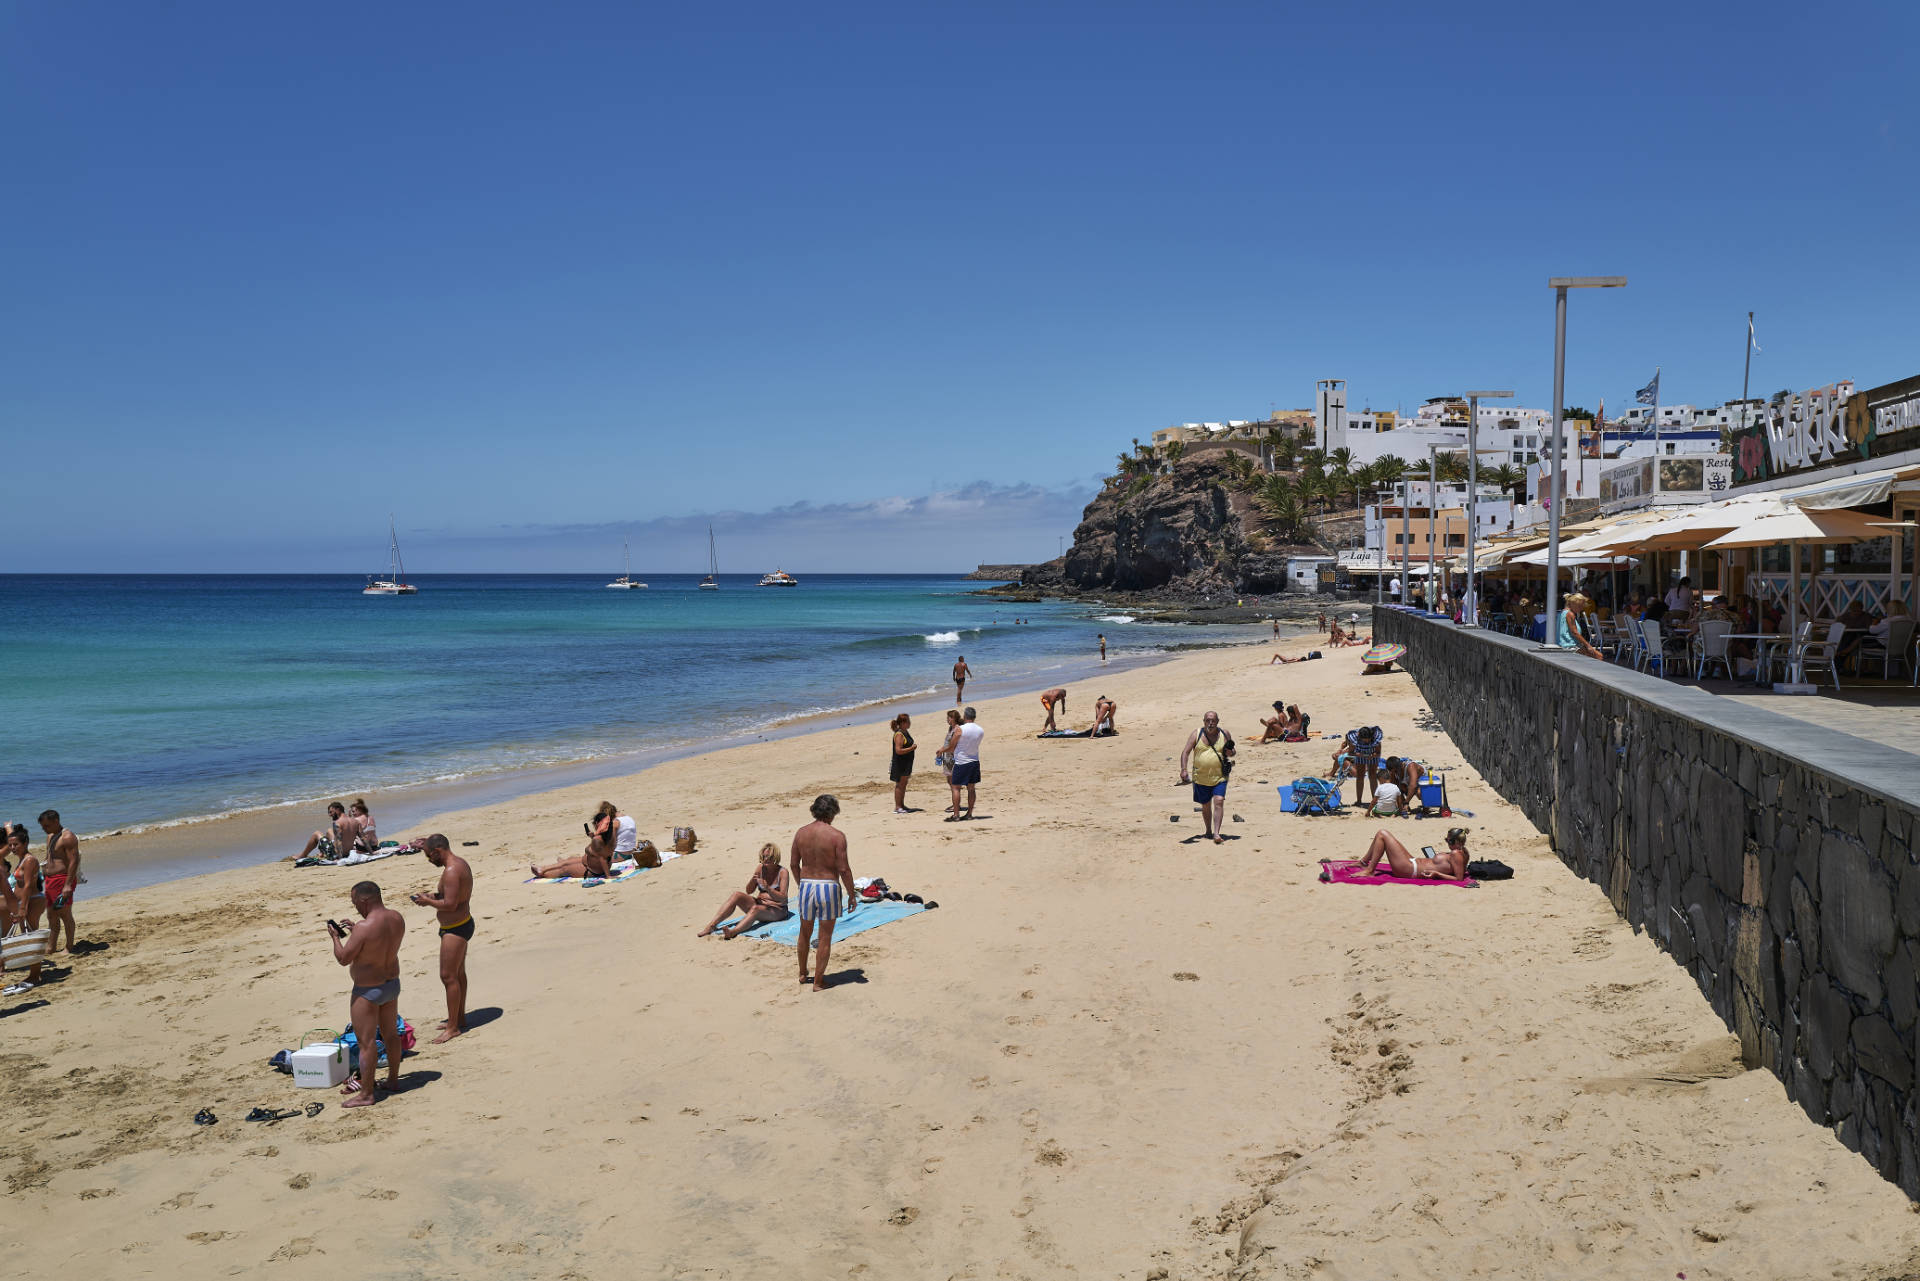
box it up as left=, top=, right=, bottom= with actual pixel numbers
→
left=1375, top=607, right=1920, bottom=1196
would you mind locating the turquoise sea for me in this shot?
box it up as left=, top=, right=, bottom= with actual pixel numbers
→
left=1, top=574, right=1243, bottom=843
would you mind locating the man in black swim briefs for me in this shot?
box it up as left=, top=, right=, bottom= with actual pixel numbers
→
left=952, top=656, right=972, bottom=704
left=410, top=834, right=473, bottom=1043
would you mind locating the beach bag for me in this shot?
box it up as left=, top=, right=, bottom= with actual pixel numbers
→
left=1289, top=777, right=1341, bottom=817
left=633, top=839, right=662, bottom=869
left=2, top=926, right=50, bottom=972
left=1467, top=860, right=1513, bottom=881
left=672, top=827, right=698, bottom=855
left=338, top=1015, right=416, bottom=1067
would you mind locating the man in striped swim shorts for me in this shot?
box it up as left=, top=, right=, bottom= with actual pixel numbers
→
left=791, top=794, right=857, bottom=993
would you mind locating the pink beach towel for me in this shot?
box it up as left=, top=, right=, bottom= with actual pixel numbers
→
left=1318, top=859, right=1478, bottom=888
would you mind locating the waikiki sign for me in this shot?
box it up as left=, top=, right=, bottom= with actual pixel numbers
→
left=1729, top=373, right=1920, bottom=485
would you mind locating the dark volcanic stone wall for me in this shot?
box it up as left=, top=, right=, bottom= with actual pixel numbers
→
left=1375, top=607, right=1920, bottom=1196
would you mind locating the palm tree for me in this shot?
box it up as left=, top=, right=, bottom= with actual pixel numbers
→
left=1295, top=470, right=1330, bottom=514
left=1328, top=447, right=1356, bottom=505
left=1434, top=452, right=1468, bottom=484
left=1257, top=475, right=1309, bottom=542
left=1374, top=454, right=1408, bottom=491
left=1486, top=463, right=1526, bottom=502
left=1270, top=431, right=1298, bottom=472
left=1163, top=439, right=1185, bottom=466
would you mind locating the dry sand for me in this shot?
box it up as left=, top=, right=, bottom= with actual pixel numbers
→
left=4, top=637, right=1917, bottom=1280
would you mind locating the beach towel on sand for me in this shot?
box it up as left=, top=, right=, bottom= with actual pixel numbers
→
left=717, top=899, right=929, bottom=943
left=525, top=852, right=681, bottom=886
left=1318, top=859, right=1477, bottom=888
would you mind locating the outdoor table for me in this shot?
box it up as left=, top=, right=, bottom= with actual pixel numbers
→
left=1722, top=633, right=1786, bottom=686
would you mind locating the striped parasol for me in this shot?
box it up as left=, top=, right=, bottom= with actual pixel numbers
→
left=1360, top=643, right=1406, bottom=666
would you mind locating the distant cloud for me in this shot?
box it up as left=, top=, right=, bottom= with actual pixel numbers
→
left=425, top=480, right=1097, bottom=572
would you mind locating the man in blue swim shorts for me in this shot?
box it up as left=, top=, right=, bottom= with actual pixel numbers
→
left=790, top=794, right=857, bottom=992
left=1178, top=711, right=1235, bottom=845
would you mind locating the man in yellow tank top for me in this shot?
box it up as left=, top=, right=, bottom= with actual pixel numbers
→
left=1178, top=711, right=1235, bottom=845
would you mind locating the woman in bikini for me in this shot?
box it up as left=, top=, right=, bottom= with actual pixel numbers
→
left=530, top=802, right=618, bottom=880
left=889, top=713, right=916, bottom=814
left=4, top=823, right=46, bottom=992
left=697, top=844, right=792, bottom=938
left=1257, top=701, right=1288, bottom=743
left=1353, top=826, right=1470, bottom=879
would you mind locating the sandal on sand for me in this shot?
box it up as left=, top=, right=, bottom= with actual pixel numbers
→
left=304, top=1102, right=324, bottom=1117
left=923, top=901, right=940, bottom=910
left=903, top=894, right=923, bottom=904
left=194, top=1108, right=218, bottom=1126
left=3, top=982, right=34, bottom=996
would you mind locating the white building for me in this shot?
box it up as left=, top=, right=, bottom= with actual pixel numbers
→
left=1361, top=481, right=1518, bottom=566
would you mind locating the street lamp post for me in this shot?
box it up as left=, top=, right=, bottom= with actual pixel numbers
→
left=1461, top=390, right=1514, bottom=626
left=1543, top=277, right=1626, bottom=649
left=1426, top=445, right=1439, bottom=609
left=1400, top=478, right=1411, bottom=607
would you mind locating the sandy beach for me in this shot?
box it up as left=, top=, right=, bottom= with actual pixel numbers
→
left=4, top=634, right=1917, bottom=1280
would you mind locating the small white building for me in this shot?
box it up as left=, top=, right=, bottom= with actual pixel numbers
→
left=1284, top=555, right=1337, bottom=593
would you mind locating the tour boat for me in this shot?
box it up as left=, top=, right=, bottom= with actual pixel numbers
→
left=606, top=539, right=647, bottom=589
left=363, top=516, right=418, bottom=595
left=698, top=527, right=720, bottom=590
left=757, top=569, right=798, bottom=587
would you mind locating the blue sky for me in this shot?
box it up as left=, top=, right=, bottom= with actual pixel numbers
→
left=6, top=1, right=1915, bottom=572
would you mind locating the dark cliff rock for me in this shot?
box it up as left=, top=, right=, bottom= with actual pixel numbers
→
left=1024, top=456, right=1318, bottom=596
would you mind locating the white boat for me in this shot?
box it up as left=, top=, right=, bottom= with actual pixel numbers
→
left=606, top=539, right=647, bottom=589
left=758, top=569, right=798, bottom=587
left=363, top=516, right=418, bottom=595
left=698, top=527, right=720, bottom=590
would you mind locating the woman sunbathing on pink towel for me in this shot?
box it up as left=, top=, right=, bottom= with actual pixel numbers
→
left=1354, top=827, right=1470, bottom=880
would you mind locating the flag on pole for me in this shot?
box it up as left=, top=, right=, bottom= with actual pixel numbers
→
left=1749, top=316, right=1761, bottom=353
left=1635, top=370, right=1661, bottom=406
left=1596, top=397, right=1605, bottom=431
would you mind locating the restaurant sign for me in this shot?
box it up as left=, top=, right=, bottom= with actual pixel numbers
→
left=1599, top=456, right=1732, bottom=512
left=1729, top=372, right=1920, bottom=485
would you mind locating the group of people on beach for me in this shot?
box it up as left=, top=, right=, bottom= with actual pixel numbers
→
left=322, top=831, right=473, bottom=1107
left=1, top=812, right=84, bottom=994
left=695, top=794, right=859, bottom=993
left=297, top=798, right=380, bottom=862
left=887, top=705, right=987, bottom=820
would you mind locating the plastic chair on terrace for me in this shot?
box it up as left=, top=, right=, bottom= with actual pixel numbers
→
left=1693, top=619, right=1733, bottom=681
left=1795, top=621, right=1848, bottom=690
left=1637, top=619, right=1670, bottom=677
left=1854, top=617, right=1915, bottom=681
left=1762, top=620, right=1813, bottom=684
left=1617, top=618, right=1646, bottom=667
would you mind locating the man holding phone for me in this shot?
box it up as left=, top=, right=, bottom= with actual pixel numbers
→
left=409, top=834, right=473, bottom=1044
left=328, top=882, right=407, bottom=1107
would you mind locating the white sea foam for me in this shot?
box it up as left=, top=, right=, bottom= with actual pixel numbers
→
left=1097, top=614, right=1136, bottom=623
left=924, top=630, right=962, bottom=644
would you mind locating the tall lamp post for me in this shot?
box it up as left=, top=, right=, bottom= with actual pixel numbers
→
left=1543, top=277, right=1626, bottom=649
left=1461, top=390, right=1513, bottom=626
left=1426, top=444, right=1440, bottom=608
left=1400, top=478, right=1412, bottom=607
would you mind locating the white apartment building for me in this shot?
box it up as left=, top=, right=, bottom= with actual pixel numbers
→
left=1361, top=481, right=1518, bottom=563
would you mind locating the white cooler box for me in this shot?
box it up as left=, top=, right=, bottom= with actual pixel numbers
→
left=291, top=1041, right=351, bottom=1089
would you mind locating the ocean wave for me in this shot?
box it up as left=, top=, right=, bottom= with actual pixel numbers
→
left=1097, top=614, right=1136, bottom=624
left=923, top=631, right=962, bottom=644
left=761, top=685, right=944, bottom=727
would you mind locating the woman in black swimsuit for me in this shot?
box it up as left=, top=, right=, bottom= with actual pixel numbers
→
left=889, top=712, right=916, bottom=814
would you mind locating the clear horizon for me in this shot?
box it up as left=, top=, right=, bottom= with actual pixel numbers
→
left=7, top=2, right=1916, bottom=572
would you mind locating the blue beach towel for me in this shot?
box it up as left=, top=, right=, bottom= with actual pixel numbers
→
left=524, top=853, right=679, bottom=887
left=718, top=899, right=930, bottom=944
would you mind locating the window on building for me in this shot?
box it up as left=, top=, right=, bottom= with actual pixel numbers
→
left=1445, top=533, right=1465, bottom=547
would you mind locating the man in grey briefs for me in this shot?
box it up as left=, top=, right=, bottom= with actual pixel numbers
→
left=329, top=881, right=406, bottom=1106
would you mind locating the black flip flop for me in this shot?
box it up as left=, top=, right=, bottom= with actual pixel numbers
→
left=304, top=1102, right=324, bottom=1117
left=903, top=894, right=923, bottom=904
left=923, top=900, right=940, bottom=910
left=462, top=841, right=479, bottom=847
left=194, top=1108, right=217, bottom=1126
left=884, top=891, right=902, bottom=901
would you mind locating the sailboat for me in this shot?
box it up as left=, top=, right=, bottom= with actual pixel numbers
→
left=363, top=516, right=418, bottom=595
left=606, top=539, right=647, bottom=589
left=698, top=527, right=720, bottom=590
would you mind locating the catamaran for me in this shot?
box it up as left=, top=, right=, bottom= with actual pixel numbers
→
left=363, top=516, right=418, bottom=595
left=698, top=527, right=720, bottom=590
left=757, top=569, right=798, bottom=587
left=606, top=539, right=647, bottom=589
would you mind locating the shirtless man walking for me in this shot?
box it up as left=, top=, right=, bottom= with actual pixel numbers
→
left=951, top=656, right=972, bottom=704
left=409, top=834, right=473, bottom=1043
left=329, top=882, right=406, bottom=1106
left=790, top=795, right=857, bottom=993
left=1040, top=687, right=1067, bottom=732
left=37, top=811, right=81, bottom=954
